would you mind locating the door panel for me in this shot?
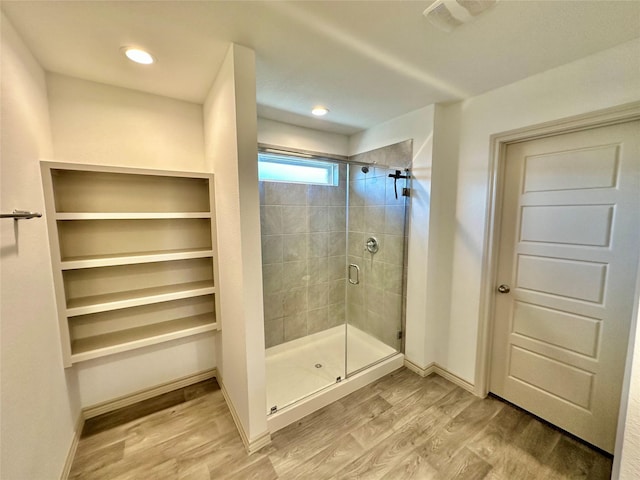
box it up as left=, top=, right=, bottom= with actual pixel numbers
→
left=522, top=144, right=619, bottom=192
left=512, top=302, right=600, bottom=357
left=490, top=120, right=640, bottom=453
left=520, top=204, right=613, bottom=246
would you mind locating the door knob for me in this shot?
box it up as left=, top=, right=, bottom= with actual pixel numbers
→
left=497, top=284, right=511, bottom=294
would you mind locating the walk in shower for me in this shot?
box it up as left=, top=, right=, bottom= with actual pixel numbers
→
left=259, top=141, right=412, bottom=415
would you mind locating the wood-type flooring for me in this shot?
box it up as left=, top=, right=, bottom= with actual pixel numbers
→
left=69, top=368, right=612, bottom=479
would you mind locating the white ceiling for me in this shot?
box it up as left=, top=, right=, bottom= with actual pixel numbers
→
left=3, top=1, right=640, bottom=135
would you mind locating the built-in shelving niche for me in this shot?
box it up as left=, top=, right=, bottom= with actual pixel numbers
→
left=41, top=162, right=220, bottom=367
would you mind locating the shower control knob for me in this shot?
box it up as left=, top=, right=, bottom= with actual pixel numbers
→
left=497, top=284, right=511, bottom=294
left=365, top=237, right=379, bottom=254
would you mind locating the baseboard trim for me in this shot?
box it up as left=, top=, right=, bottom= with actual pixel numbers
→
left=82, top=368, right=217, bottom=419
left=218, top=377, right=272, bottom=454
left=433, top=364, right=477, bottom=396
left=247, top=431, right=272, bottom=454
left=404, top=359, right=435, bottom=377
left=60, top=413, right=84, bottom=480
left=404, top=359, right=478, bottom=396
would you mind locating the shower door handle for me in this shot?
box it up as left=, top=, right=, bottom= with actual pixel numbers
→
left=349, top=264, right=360, bottom=285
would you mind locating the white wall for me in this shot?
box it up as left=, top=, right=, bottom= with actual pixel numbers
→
left=349, top=105, right=436, bottom=369
left=47, top=73, right=206, bottom=171
left=0, top=12, right=80, bottom=479
left=429, top=103, right=462, bottom=370
left=349, top=37, right=640, bottom=474
left=443, top=37, right=640, bottom=477
left=618, top=298, right=640, bottom=479
left=75, top=335, right=216, bottom=407
left=258, top=117, right=349, bottom=156
left=447, top=37, right=640, bottom=384
left=204, top=44, right=268, bottom=445
left=46, top=73, right=216, bottom=407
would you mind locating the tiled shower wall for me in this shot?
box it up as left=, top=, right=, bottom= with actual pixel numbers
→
left=259, top=167, right=348, bottom=348
left=347, top=140, right=411, bottom=350
left=260, top=140, right=412, bottom=350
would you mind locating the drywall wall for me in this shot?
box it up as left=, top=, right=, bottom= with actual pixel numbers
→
left=204, top=44, right=268, bottom=445
left=75, top=335, right=216, bottom=407
left=46, top=73, right=216, bottom=407
left=447, top=37, right=640, bottom=384
left=0, top=12, right=80, bottom=479
left=349, top=105, right=436, bottom=369
left=258, top=117, right=349, bottom=156
left=428, top=103, right=462, bottom=370
left=618, top=297, right=640, bottom=479
left=347, top=38, right=640, bottom=471
left=47, top=73, right=206, bottom=171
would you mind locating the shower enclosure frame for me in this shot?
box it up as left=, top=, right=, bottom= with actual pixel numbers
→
left=259, top=143, right=411, bottom=416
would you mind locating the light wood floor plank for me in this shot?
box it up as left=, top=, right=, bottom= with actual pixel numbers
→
left=466, top=401, right=532, bottom=463
left=378, top=449, right=439, bottom=480
left=279, top=433, right=364, bottom=479
left=421, top=396, right=504, bottom=470
left=218, top=455, right=278, bottom=480
left=547, top=436, right=598, bottom=479
left=328, top=423, right=427, bottom=480
left=69, top=370, right=613, bottom=480
left=434, top=447, right=493, bottom=480
left=349, top=373, right=455, bottom=449
left=514, top=418, right=562, bottom=460
left=268, top=395, right=392, bottom=473
left=69, top=440, right=125, bottom=479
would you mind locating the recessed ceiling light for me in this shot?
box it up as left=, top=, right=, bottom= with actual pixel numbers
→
left=122, top=47, right=155, bottom=65
left=312, top=106, right=329, bottom=116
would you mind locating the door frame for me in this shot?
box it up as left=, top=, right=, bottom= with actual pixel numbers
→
left=474, top=100, right=640, bottom=457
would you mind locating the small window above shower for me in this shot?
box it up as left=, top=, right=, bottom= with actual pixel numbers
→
left=258, top=150, right=339, bottom=187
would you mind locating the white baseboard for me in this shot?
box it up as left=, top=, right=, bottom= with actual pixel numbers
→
left=82, top=368, right=217, bottom=419
left=404, top=358, right=436, bottom=377
left=403, top=359, right=478, bottom=396
left=218, top=377, right=272, bottom=454
left=60, top=413, right=84, bottom=480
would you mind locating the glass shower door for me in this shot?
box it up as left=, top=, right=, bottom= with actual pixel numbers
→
left=261, top=158, right=348, bottom=414
left=345, top=164, right=408, bottom=376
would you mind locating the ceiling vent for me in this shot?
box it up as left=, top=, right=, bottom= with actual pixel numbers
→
left=423, top=0, right=498, bottom=32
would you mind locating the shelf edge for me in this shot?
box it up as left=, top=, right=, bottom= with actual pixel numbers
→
left=66, top=287, right=216, bottom=316
left=70, top=322, right=218, bottom=364
left=61, top=250, right=215, bottom=270
left=56, top=212, right=212, bottom=220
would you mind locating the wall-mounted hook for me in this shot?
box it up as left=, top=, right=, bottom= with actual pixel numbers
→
left=1, top=210, right=42, bottom=220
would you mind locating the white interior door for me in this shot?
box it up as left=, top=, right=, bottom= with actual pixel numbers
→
left=490, top=120, right=640, bottom=453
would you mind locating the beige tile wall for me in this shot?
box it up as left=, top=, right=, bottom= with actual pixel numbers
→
left=260, top=167, right=348, bottom=348
left=346, top=163, right=408, bottom=351
left=260, top=140, right=411, bottom=350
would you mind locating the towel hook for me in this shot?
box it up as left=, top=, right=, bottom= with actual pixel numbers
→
left=0, top=210, right=43, bottom=220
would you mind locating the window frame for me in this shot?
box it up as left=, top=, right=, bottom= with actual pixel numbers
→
left=257, top=151, right=340, bottom=187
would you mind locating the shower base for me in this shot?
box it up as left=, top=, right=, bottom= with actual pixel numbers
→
left=266, top=324, right=403, bottom=432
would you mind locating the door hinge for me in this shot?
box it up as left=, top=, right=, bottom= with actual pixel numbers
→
left=397, top=330, right=403, bottom=340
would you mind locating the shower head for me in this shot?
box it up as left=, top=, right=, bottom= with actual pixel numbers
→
left=361, top=166, right=369, bottom=174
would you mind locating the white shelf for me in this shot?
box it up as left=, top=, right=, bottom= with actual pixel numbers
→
left=66, top=281, right=216, bottom=316
left=70, top=314, right=217, bottom=363
left=40, top=162, right=221, bottom=366
left=56, top=212, right=212, bottom=220
left=60, top=249, right=215, bottom=270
